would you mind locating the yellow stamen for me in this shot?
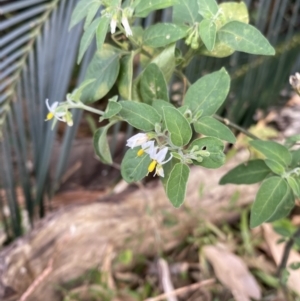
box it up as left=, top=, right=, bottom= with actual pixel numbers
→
left=46, top=112, right=54, bottom=120
left=148, top=160, right=157, bottom=172
left=137, top=149, right=144, bottom=157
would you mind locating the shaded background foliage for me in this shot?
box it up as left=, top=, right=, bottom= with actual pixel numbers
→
left=0, top=0, right=300, bottom=240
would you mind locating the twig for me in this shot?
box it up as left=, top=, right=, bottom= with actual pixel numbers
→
left=19, top=258, right=53, bottom=301
left=157, top=258, right=178, bottom=301
left=144, top=278, right=215, bottom=301
left=277, top=227, right=300, bottom=279
left=214, top=115, right=260, bottom=140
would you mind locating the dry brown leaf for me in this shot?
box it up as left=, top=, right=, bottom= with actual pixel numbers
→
left=262, top=224, right=300, bottom=295
left=203, top=244, right=261, bottom=301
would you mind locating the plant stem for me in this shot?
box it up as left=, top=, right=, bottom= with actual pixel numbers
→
left=73, top=104, right=104, bottom=116
left=277, top=227, right=300, bottom=278
left=214, top=115, right=260, bottom=140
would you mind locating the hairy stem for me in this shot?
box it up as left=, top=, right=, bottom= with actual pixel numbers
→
left=214, top=115, right=260, bottom=140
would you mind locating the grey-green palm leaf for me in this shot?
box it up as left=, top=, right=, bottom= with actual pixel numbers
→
left=0, top=0, right=95, bottom=239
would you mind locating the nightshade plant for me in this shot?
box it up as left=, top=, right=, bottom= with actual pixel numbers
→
left=46, top=0, right=300, bottom=223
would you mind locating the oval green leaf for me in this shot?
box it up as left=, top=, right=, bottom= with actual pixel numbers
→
left=99, top=97, right=121, bottom=121
left=119, top=101, right=161, bottom=131
left=194, top=116, right=236, bottom=143
left=166, top=163, right=190, bottom=208
left=199, top=19, right=216, bottom=52
left=250, top=140, right=291, bottom=168
left=184, top=68, right=230, bottom=116
left=135, top=0, right=179, bottom=17
left=163, top=107, right=192, bottom=147
left=121, top=148, right=152, bottom=183
left=143, top=23, right=188, bottom=48
left=219, top=159, right=271, bottom=185
left=81, top=44, right=120, bottom=103
left=140, top=63, right=169, bottom=104
left=218, top=21, right=275, bottom=55
left=93, top=121, right=117, bottom=164
left=172, top=0, right=202, bottom=25
left=118, top=52, right=134, bottom=100
left=287, top=176, right=300, bottom=197
left=198, top=0, right=219, bottom=19
left=77, top=17, right=102, bottom=64
left=250, top=177, right=290, bottom=228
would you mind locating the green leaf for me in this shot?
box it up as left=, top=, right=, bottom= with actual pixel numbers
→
left=198, top=36, right=235, bottom=58
left=121, top=148, right=152, bottom=183
left=151, top=44, right=176, bottom=82
left=163, top=107, right=192, bottom=147
left=265, top=185, right=294, bottom=223
left=96, top=16, right=110, bottom=50
left=287, top=176, right=300, bottom=197
left=99, top=97, right=121, bottom=121
left=198, top=0, right=219, bottom=19
left=194, top=116, right=236, bottom=143
left=166, top=163, right=190, bottom=208
left=152, top=99, right=174, bottom=117
left=135, top=0, right=179, bottom=17
left=290, top=149, right=300, bottom=168
left=140, top=63, right=169, bottom=104
left=289, top=262, right=300, bottom=270
left=71, top=79, right=96, bottom=101
left=132, top=44, right=175, bottom=102
left=199, top=19, right=216, bottom=51
left=219, top=159, right=271, bottom=185
left=250, top=140, right=291, bottom=168
left=198, top=2, right=249, bottom=57
left=82, top=44, right=120, bottom=103
left=119, top=101, right=161, bottom=131
left=118, top=52, right=134, bottom=100
left=184, top=68, right=230, bottom=116
left=217, top=2, right=249, bottom=27
left=84, top=2, right=102, bottom=30
left=188, top=137, right=225, bottom=168
left=265, top=159, right=285, bottom=175
left=250, top=177, right=291, bottom=228
left=77, top=17, right=102, bottom=64
left=93, top=120, right=117, bottom=164
left=69, top=0, right=100, bottom=29
left=218, top=21, right=275, bottom=55
left=143, top=23, right=188, bottom=48
left=173, top=0, right=202, bottom=25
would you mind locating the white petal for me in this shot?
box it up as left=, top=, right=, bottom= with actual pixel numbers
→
left=110, top=18, right=117, bottom=34
left=142, top=140, right=155, bottom=153
left=155, top=147, right=168, bottom=163
left=121, top=17, right=132, bottom=36
left=155, top=164, right=164, bottom=177
left=126, top=133, right=149, bottom=148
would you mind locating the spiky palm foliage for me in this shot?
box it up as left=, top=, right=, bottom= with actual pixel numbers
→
left=0, top=0, right=300, bottom=241
left=0, top=0, right=95, bottom=239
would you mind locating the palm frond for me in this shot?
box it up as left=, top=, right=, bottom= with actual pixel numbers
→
left=0, top=0, right=95, bottom=237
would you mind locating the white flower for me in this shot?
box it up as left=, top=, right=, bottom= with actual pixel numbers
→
left=121, top=16, right=132, bottom=37
left=45, top=99, right=66, bottom=122
left=148, top=147, right=172, bottom=177
left=45, top=99, right=73, bottom=126
left=126, top=133, right=149, bottom=148
left=110, top=16, right=117, bottom=34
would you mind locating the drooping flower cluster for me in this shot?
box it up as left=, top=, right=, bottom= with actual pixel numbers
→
left=126, top=133, right=172, bottom=177
left=104, top=6, right=133, bottom=37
